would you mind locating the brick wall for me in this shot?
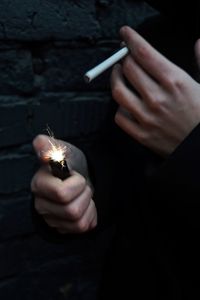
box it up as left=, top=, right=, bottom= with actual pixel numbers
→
left=0, top=1, right=156, bottom=299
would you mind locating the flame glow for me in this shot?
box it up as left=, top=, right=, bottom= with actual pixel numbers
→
left=43, top=126, right=68, bottom=165
left=45, top=140, right=67, bottom=165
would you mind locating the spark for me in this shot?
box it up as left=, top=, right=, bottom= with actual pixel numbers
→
left=45, top=141, right=67, bottom=165
left=43, top=126, right=69, bottom=166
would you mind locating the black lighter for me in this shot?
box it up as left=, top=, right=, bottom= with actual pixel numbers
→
left=49, top=159, right=70, bottom=180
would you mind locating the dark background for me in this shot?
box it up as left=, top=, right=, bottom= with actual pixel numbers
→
left=0, top=1, right=159, bottom=299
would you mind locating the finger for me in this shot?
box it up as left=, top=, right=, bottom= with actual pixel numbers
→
left=120, top=26, right=179, bottom=85
left=122, top=55, right=162, bottom=104
left=45, top=200, right=97, bottom=233
left=111, top=64, right=150, bottom=124
left=33, top=134, right=53, bottom=162
left=35, top=184, right=92, bottom=221
left=64, top=185, right=92, bottom=221
left=33, top=134, right=71, bottom=163
left=31, top=166, right=62, bottom=199
left=194, top=38, right=200, bottom=70
left=31, top=168, right=86, bottom=204
left=115, top=107, right=145, bottom=143
left=34, top=196, right=50, bottom=215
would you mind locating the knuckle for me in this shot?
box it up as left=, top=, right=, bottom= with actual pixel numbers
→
left=91, top=215, right=98, bottom=229
left=67, top=205, right=82, bottom=221
left=145, top=90, right=156, bottom=104
left=85, top=185, right=92, bottom=198
left=137, top=45, right=149, bottom=59
left=90, top=201, right=97, bottom=215
left=79, top=175, right=86, bottom=188
left=140, top=114, right=152, bottom=127
left=149, top=97, right=159, bottom=110
left=55, top=186, right=67, bottom=202
left=165, top=73, right=186, bottom=91
left=173, top=76, right=186, bottom=91
left=75, top=173, right=86, bottom=189
left=112, top=84, right=123, bottom=101
left=149, top=94, right=166, bottom=111
left=165, top=77, right=176, bottom=89
left=76, top=219, right=89, bottom=233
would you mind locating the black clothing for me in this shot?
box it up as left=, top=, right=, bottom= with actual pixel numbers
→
left=98, top=124, right=200, bottom=299
left=98, top=2, right=200, bottom=299
left=32, top=2, right=200, bottom=299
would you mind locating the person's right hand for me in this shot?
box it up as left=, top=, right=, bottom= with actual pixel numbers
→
left=111, top=26, right=200, bottom=157
left=31, top=135, right=97, bottom=234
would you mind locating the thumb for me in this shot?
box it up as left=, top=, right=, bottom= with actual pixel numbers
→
left=194, top=39, right=200, bottom=70
left=33, top=134, right=72, bottom=165
left=32, top=134, right=51, bottom=162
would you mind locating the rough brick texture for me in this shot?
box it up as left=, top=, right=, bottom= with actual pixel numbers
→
left=0, top=1, right=157, bottom=299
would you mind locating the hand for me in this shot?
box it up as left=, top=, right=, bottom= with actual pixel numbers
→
left=31, top=135, right=97, bottom=234
left=111, top=26, right=200, bottom=157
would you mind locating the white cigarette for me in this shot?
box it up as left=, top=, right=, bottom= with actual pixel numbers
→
left=84, top=46, right=129, bottom=83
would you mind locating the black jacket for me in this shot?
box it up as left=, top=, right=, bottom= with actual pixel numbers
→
left=32, top=2, right=200, bottom=299
left=97, top=124, right=200, bottom=299
left=98, top=2, right=200, bottom=299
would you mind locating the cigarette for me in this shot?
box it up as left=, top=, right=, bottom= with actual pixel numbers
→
left=49, top=159, right=70, bottom=180
left=84, top=46, right=129, bottom=83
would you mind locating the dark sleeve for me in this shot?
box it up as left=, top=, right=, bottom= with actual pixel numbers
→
left=149, top=1, right=199, bottom=38
left=136, top=2, right=199, bottom=81
left=145, top=1, right=198, bottom=19
left=144, top=125, right=200, bottom=297
left=146, top=123, right=200, bottom=229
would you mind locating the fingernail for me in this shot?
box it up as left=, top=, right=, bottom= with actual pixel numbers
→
left=120, top=25, right=129, bottom=36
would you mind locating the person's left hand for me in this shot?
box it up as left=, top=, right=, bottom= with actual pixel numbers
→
left=111, top=26, right=200, bottom=157
left=31, top=135, right=97, bottom=234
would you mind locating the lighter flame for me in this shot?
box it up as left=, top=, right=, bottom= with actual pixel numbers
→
left=46, top=140, right=67, bottom=164
left=43, top=126, right=68, bottom=165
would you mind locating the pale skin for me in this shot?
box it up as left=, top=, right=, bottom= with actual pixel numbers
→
left=112, top=26, right=200, bottom=157
left=31, top=134, right=97, bottom=234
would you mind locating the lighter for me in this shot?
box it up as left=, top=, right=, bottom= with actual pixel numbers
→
left=43, top=130, right=71, bottom=180
left=49, top=159, right=70, bottom=180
